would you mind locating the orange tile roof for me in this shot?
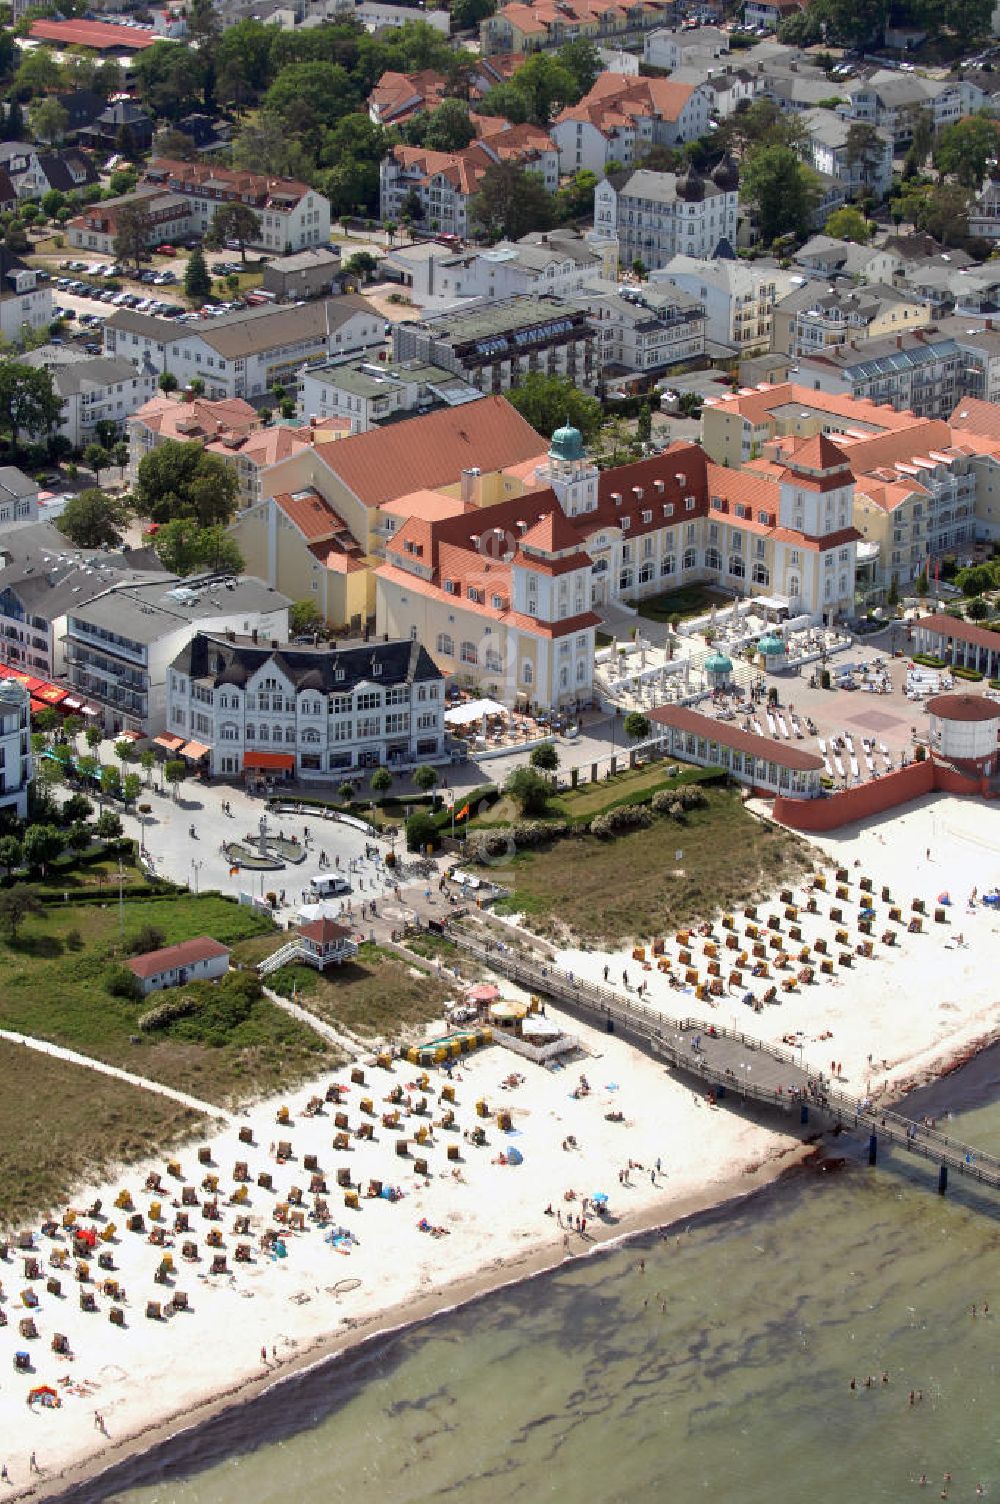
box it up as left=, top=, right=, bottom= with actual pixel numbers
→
left=556, top=74, right=696, bottom=137
left=274, top=489, right=341, bottom=543
left=146, top=157, right=311, bottom=207
left=207, top=425, right=310, bottom=467
left=30, top=16, right=159, bottom=48
left=703, top=382, right=919, bottom=430
left=949, top=397, right=1000, bottom=440
left=135, top=394, right=259, bottom=443
left=519, top=509, right=583, bottom=554
left=313, top=397, right=547, bottom=509
left=788, top=432, right=851, bottom=472
left=370, top=69, right=449, bottom=124
left=855, top=477, right=929, bottom=514
left=380, top=489, right=474, bottom=523
left=126, top=936, right=230, bottom=981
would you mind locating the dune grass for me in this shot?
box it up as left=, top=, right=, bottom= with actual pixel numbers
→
left=0, top=1039, right=205, bottom=1230
left=489, top=789, right=813, bottom=944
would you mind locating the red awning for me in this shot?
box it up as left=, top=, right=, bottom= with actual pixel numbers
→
left=180, top=740, right=210, bottom=760
left=29, top=697, right=47, bottom=714
left=153, top=733, right=185, bottom=752
left=25, top=677, right=46, bottom=693
left=36, top=684, right=67, bottom=705
left=243, top=752, right=295, bottom=771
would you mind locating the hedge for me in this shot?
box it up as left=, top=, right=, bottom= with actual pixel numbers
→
left=952, top=665, right=984, bottom=681
left=911, top=653, right=947, bottom=669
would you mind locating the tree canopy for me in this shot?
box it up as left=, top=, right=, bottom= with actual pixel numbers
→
left=934, top=114, right=1000, bottom=190
left=506, top=372, right=602, bottom=442
left=152, top=518, right=244, bottom=576
left=206, top=202, right=262, bottom=261
left=133, top=440, right=239, bottom=528
left=472, top=162, right=554, bottom=240
left=0, top=360, right=62, bottom=448
left=57, top=487, right=128, bottom=548
left=824, top=205, right=871, bottom=243
left=742, top=144, right=821, bottom=244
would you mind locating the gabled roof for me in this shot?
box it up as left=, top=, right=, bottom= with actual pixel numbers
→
left=300, top=918, right=354, bottom=945
left=125, top=936, right=230, bottom=981
left=787, top=432, right=851, bottom=474
left=313, top=397, right=546, bottom=509
left=949, top=397, right=1000, bottom=440
left=519, top=509, right=584, bottom=554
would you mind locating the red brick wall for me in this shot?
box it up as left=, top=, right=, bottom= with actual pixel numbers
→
left=772, top=759, right=988, bottom=831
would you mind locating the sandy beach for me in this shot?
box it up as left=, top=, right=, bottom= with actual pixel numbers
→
left=4, top=792, right=998, bottom=1501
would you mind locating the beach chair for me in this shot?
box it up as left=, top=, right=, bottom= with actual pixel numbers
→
left=447, top=1143, right=460, bottom=1162
left=912, top=898, right=925, bottom=914
left=50, top=1249, right=67, bottom=1269
left=858, top=918, right=872, bottom=935
left=303, top=1153, right=320, bottom=1172
left=350, top=1068, right=365, bottom=1086
left=382, top=1111, right=400, bottom=1129
left=908, top=917, right=922, bottom=934
left=359, top=1097, right=374, bottom=1117
left=197, top=1147, right=213, bottom=1165
left=707, top=960, right=721, bottom=978
left=729, top=970, right=743, bottom=989
left=821, top=959, right=834, bottom=975
left=333, top=1131, right=350, bottom=1150
left=79, top=1291, right=97, bottom=1312
left=839, top=952, right=853, bottom=967
left=334, top=1112, right=350, bottom=1131
left=201, top=1172, right=219, bottom=1193
left=276, top=1106, right=290, bottom=1126
left=51, top=1331, right=69, bottom=1354
left=206, top=1228, right=224, bottom=1248
left=211, top=1254, right=229, bottom=1275
left=233, top=1216, right=251, bottom=1236
left=685, top=968, right=698, bottom=986
left=75, top=1259, right=90, bottom=1282
left=835, top=929, right=849, bottom=945
left=145, top=1172, right=162, bottom=1193
left=344, top=1190, right=359, bottom=1210
left=767, top=915, right=782, bottom=932
left=235, top=1243, right=252, bottom=1263
left=108, top=1306, right=124, bottom=1326
left=169, top=1291, right=189, bottom=1312
left=441, top=1084, right=456, bottom=1104
left=836, top=885, right=849, bottom=902
left=356, top=1122, right=374, bottom=1141
left=287, top=1186, right=303, bottom=1206
left=181, top=1186, right=198, bottom=1207
left=704, top=941, right=718, bottom=958
left=934, top=907, right=947, bottom=924
left=882, top=930, right=895, bottom=947
left=257, top=1171, right=273, bottom=1191
left=829, top=906, right=843, bottom=923
left=114, top=1189, right=133, bottom=1212
left=744, top=904, right=758, bottom=918
left=238, top=1126, right=254, bottom=1145
left=336, top=1168, right=352, bottom=1188
left=231, top=1184, right=249, bottom=1206
left=128, top=1214, right=145, bottom=1234
left=753, top=942, right=766, bottom=959
left=22, top=1255, right=39, bottom=1280
left=21, top=1288, right=38, bottom=1309
left=395, top=1139, right=409, bottom=1158
left=860, top=877, right=873, bottom=894
left=46, top=1274, right=62, bottom=1296
left=233, top=1161, right=249, bottom=1183
left=182, top=1242, right=199, bottom=1261
left=745, top=924, right=759, bottom=940
left=836, top=868, right=849, bottom=884
left=678, top=947, right=692, bottom=966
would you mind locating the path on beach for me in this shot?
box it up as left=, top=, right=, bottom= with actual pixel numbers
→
left=0, top=1029, right=230, bottom=1120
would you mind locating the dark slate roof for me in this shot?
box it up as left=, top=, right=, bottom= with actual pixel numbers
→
left=37, top=149, right=99, bottom=193
left=56, top=90, right=105, bottom=132
left=173, top=633, right=444, bottom=694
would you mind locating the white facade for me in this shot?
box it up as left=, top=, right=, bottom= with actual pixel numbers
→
left=551, top=81, right=715, bottom=178
left=166, top=635, right=448, bottom=780
left=0, top=677, right=32, bottom=821
left=594, top=167, right=738, bottom=272
left=569, top=284, right=706, bottom=374
left=643, top=26, right=729, bottom=70
left=104, top=299, right=384, bottom=401
left=653, top=255, right=794, bottom=351
left=23, top=349, right=156, bottom=449
left=843, top=73, right=987, bottom=144
left=800, top=113, right=893, bottom=201
left=0, top=260, right=50, bottom=343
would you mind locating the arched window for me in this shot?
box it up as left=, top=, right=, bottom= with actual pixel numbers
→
left=301, top=727, right=321, bottom=744
left=788, top=574, right=800, bottom=599
left=619, top=566, right=634, bottom=591
left=559, top=666, right=569, bottom=689
left=729, top=554, right=745, bottom=578
left=245, top=724, right=255, bottom=741
left=682, top=547, right=697, bottom=570
left=705, top=547, right=722, bottom=572
left=460, top=640, right=478, bottom=665
left=522, top=660, right=533, bottom=685
left=661, top=553, right=676, bottom=577
left=576, top=658, right=587, bottom=682
left=436, top=632, right=454, bottom=656
left=752, top=562, right=770, bottom=587
left=220, top=722, right=238, bottom=742
left=259, top=725, right=269, bottom=741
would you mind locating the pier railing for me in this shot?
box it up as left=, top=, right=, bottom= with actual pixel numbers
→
left=448, top=925, right=1000, bottom=1192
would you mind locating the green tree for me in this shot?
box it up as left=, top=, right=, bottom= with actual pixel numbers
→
left=894, top=180, right=972, bottom=246
left=56, top=487, right=127, bottom=548
left=158, top=371, right=178, bottom=394
left=100, top=764, right=120, bottom=804
left=412, top=763, right=439, bottom=794
left=154, top=126, right=199, bottom=161
left=122, top=771, right=142, bottom=807
left=623, top=710, right=651, bottom=740
left=184, top=246, right=212, bottom=305
left=742, top=144, right=821, bottom=244
left=66, top=819, right=91, bottom=852
left=289, top=598, right=323, bottom=636
left=844, top=123, right=885, bottom=198
left=636, top=402, right=652, bottom=445
left=0, top=884, right=43, bottom=941
left=13, top=47, right=60, bottom=101
left=505, top=765, right=551, bottom=816
left=230, top=111, right=314, bottom=180
left=132, top=40, right=209, bottom=121
left=370, top=766, right=392, bottom=801
left=134, top=441, right=238, bottom=527
left=83, top=442, right=110, bottom=483
left=213, top=18, right=275, bottom=106
left=529, top=740, right=559, bottom=772
left=113, top=201, right=153, bottom=272
left=262, top=60, right=359, bottom=152
left=554, top=168, right=599, bottom=223
left=450, top=0, right=496, bottom=27
left=28, top=95, right=68, bottom=144
left=0, top=360, right=62, bottom=447
left=934, top=115, right=1000, bottom=190
left=84, top=726, right=102, bottom=751
left=421, top=97, right=475, bottom=152
left=61, top=793, right=93, bottom=824
left=343, top=250, right=378, bottom=282
left=96, top=809, right=122, bottom=838
left=556, top=38, right=600, bottom=97
left=0, top=833, right=22, bottom=876
left=506, top=372, right=602, bottom=441
left=163, top=758, right=187, bottom=799
left=140, top=748, right=156, bottom=785
left=151, top=517, right=243, bottom=575
left=406, top=808, right=439, bottom=852
left=205, top=202, right=262, bottom=263
left=717, top=98, right=807, bottom=158
left=824, top=205, right=871, bottom=243
left=472, top=163, right=555, bottom=240
left=22, top=823, right=64, bottom=874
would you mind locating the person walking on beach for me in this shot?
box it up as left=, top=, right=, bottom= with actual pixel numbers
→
left=29, top=1454, right=37, bottom=1475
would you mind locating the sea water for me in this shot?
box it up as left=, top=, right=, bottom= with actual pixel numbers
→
left=63, top=1050, right=1000, bottom=1504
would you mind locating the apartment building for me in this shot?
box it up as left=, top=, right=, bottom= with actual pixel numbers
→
left=568, top=280, right=705, bottom=376
left=298, top=358, right=483, bottom=435
left=104, top=297, right=384, bottom=400
left=379, top=125, right=560, bottom=238
left=794, top=327, right=987, bottom=419
left=643, top=25, right=728, bottom=71
left=166, top=634, right=446, bottom=781
left=0, top=677, right=32, bottom=821
left=552, top=74, right=715, bottom=177
left=0, top=250, right=50, bottom=343
left=653, top=254, right=795, bottom=352
left=0, top=468, right=37, bottom=532
left=391, top=296, right=599, bottom=394
left=481, top=0, right=672, bottom=55
left=593, top=163, right=739, bottom=272
left=21, top=347, right=155, bottom=449
left=842, top=71, right=986, bottom=145
left=386, top=229, right=606, bottom=306
left=771, top=283, right=931, bottom=360
left=799, top=112, right=893, bottom=201
left=701, top=380, right=926, bottom=468
left=64, top=574, right=290, bottom=735
left=143, top=159, right=330, bottom=253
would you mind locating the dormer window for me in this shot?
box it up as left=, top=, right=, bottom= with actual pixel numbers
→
left=467, top=586, right=480, bottom=603
left=491, top=593, right=503, bottom=609
left=621, top=516, right=631, bottom=531
left=685, top=497, right=696, bottom=511
left=642, top=510, right=652, bottom=524
left=443, top=580, right=455, bottom=594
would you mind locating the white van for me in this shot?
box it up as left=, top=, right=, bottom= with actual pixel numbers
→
left=309, top=874, right=352, bottom=898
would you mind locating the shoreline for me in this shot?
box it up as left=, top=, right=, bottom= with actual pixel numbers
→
left=27, top=1020, right=999, bottom=1504
left=32, top=1131, right=816, bottom=1504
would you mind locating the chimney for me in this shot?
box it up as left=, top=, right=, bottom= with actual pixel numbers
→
left=461, top=466, right=481, bottom=504
left=896, top=334, right=903, bottom=349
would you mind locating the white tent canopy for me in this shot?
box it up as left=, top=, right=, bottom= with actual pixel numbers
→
left=444, top=698, right=508, bottom=727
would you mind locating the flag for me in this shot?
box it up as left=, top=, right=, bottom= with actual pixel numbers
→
left=229, top=866, right=239, bottom=877
left=455, top=803, right=470, bottom=821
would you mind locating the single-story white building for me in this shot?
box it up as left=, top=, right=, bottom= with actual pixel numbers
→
left=126, top=936, right=232, bottom=995
left=649, top=705, right=824, bottom=798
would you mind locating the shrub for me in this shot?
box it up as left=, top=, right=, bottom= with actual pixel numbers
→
left=912, top=653, right=947, bottom=669
left=952, top=665, right=984, bottom=681
left=652, top=784, right=707, bottom=816
left=406, top=809, right=439, bottom=852
left=590, top=803, right=653, bottom=838
left=138, top=993, right=200, bottom=1031
left=127, top=923, right=167, bottom=956
left=105, top=963, right=142, bottom=1000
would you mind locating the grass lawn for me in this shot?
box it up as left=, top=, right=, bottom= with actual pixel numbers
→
left=0, top=896, right=336, bottom=1107
left=487, top=789, right=812, bottom=944
left=628, top=586, right=731, bottom=624
left=472, top=762, right=715, bottom=828
left=245, top=940, right=456, bottom=1041
left=0, top=1039, right=205, bottom=1230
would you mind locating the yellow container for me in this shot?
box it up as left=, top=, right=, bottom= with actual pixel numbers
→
left=149, top=1201, right=161, bottom=1221
left=344, top=1190, right=359, bottom=1210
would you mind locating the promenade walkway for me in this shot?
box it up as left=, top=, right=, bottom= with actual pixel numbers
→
left=449, top=925, right=1000, bottom=1195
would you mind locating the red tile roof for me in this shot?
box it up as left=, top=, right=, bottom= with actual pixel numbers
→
left=519, top=510, right=583, bottom=554
left=300, top=918, right=354, bottom=944
left=926, top=692, right=1000, bottom=722
left=650, top=706, right=824, bottom=771
left=126, top=936, right=231, bottom=981
left=949, top=397, right=1000, bottom=439
left=30, top=16, right=160, bottom=48
left=556, top=75, right=697, bottom=138
left=274, top=489, right=342, bottom=543
left=314, top=397, right=547, bottom=509
left=914, top=614, right=1000, bottom=653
